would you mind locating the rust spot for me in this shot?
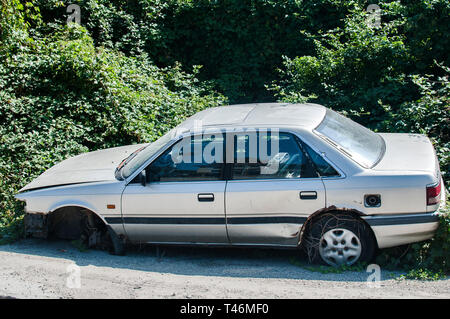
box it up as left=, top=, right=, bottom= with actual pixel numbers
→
left=297, top=205, right=366, bottom=246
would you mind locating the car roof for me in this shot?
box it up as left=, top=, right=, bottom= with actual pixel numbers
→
left=178, top=103, right=327, bottom=131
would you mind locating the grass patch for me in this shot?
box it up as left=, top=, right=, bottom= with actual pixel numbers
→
left=397, top=268, right=446, bottom=281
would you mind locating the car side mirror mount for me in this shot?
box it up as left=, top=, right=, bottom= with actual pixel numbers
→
left=139, top=170, right=147, bottom=186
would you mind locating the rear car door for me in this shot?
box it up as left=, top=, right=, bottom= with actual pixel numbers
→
left=225, top=131, right=326, bottom=246
left=121, top=134, right=228, bottom=244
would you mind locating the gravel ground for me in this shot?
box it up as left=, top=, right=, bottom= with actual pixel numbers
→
left=0, top=239, right=448, bottom=299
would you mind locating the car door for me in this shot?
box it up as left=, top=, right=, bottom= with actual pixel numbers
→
left=225, top=131, right=326, bottom=246
left=121, top=134, right=228, bottom=244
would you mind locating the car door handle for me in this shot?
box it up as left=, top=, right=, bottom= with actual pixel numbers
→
left=300, top=191, right=317, bottom=200
left=198, top=193, right=215, bottom=202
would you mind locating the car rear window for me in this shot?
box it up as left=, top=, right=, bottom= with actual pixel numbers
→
left=315, top=109, right=385, bottom=168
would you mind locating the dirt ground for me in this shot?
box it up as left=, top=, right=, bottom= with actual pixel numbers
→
left=0, top=239, right=448, bottom=299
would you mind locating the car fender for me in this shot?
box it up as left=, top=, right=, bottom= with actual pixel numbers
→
left=47, top=199, right=107, bottom=224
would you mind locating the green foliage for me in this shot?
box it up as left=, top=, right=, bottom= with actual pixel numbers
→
left=35, top=0, right=368, bottom=103
left=382, top=65, right=450, bottom=185
left=0, top=214, right=24, bottom=245
left=397, top=268, right=445, bottom=281
left=0, top=0, right=226, bottom=243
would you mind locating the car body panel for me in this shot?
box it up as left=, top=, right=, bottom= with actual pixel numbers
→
left=322, top=173, right=435, bottom=215
left=120, top=181, right=228, bottom=243
left=225, top=179, right=325, bottom=246
left=364, top=213, right=440, bottom=248
left=374, top=133, right=439, bottom=177
left=174, top=103, right=326, bottom=131
left=20, top=144, right=147, bottom=192
left=243, top=103, right=326, bottom=128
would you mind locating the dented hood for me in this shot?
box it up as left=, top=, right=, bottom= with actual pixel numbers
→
left=19, top=143, right=148, bottom=192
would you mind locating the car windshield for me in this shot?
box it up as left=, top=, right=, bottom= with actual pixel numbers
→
left=315, top=109, right=385, bottom=168
left=117, top=128, right=178, bottom=179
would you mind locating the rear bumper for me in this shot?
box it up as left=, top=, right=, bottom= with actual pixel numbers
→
left=363, top=213, right=440, bottom=249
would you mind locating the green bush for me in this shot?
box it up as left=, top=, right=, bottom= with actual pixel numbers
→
left=382, top=65, right=450, bottom=186
left=0, top=1, right=226, bottom=242
left=35, top=0, right=366, bottom=103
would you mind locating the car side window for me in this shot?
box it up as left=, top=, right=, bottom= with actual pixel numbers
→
left=302, top=142, right=340, bottom=177
left=231, top=132, right=316, bottom=180
left=147, top=135, right=224, bottom=182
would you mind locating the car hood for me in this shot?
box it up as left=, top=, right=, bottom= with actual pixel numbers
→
left=373, top=133, right=439, bottom=177
left=19, top=143, right=148, bottom=192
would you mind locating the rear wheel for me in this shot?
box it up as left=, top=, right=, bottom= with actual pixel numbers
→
left=303, top=212, right=375, bottom=267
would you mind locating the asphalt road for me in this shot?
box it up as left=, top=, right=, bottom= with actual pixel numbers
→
left=0, top=239, right=448, bottom=299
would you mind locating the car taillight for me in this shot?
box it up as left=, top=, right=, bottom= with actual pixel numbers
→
left=426, top=181, right=441, bottom=205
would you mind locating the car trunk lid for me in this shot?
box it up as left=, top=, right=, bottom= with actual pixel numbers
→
left=373, top=133, right=440, bottom=178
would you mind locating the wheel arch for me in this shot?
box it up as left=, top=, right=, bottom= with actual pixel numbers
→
left=298, top=206, right=379, bottom=250
left=48, top=200, right=107, bottom=225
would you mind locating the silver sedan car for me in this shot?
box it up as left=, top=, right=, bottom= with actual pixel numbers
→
left=16, top=103, right=446, bottom=266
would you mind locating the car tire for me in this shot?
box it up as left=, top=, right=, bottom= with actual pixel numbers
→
left=303, top=212, right=375, bottom=267
left=106, top=225, right=126, bottom=256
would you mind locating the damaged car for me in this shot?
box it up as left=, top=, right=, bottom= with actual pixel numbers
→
left=15, top=103, right=446, bottom=266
